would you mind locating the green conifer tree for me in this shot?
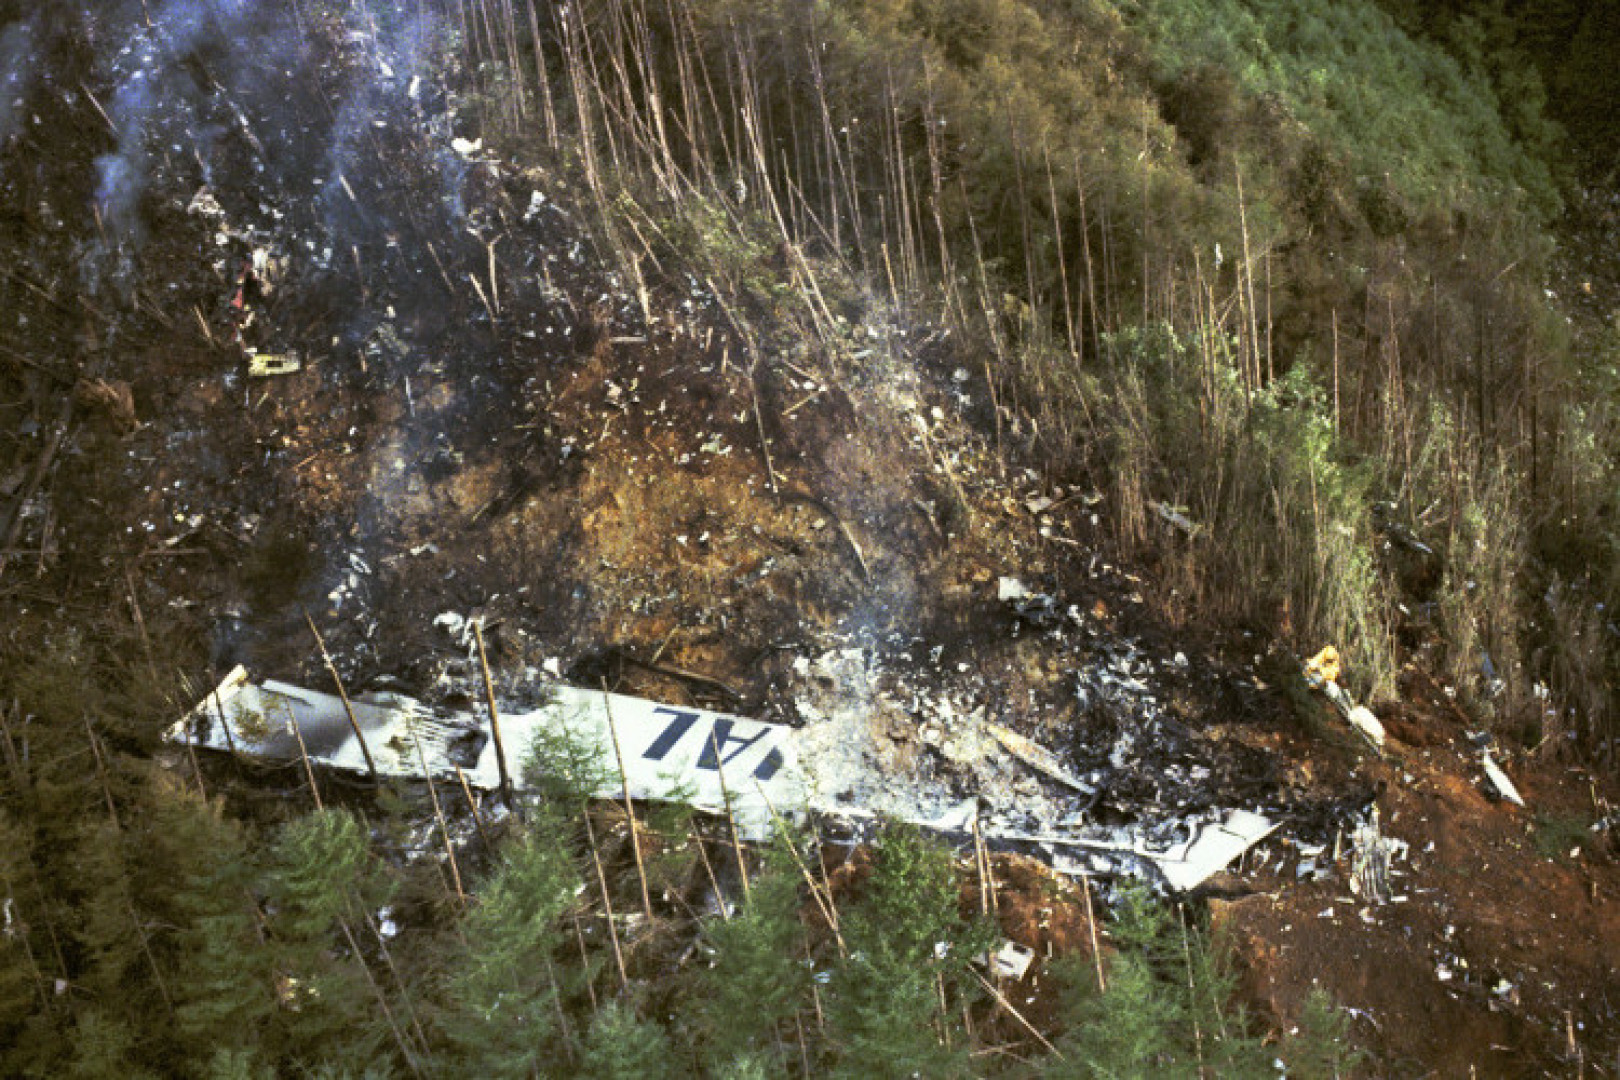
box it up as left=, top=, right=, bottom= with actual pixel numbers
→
left=203, top=1046, right=276, bottom=1080
left=823, top=823, right=982, bottom=1080
left=67, top=1007, right=155, bottom=1080
left=690, top=845, right=810, bottom=1067
left=437, top=821, right=582, bottom=1078
left=578, top=1000, right=678, bottom=1080
left=66, top=821, right=145, bottom=1016
left=158, top=801, right=277, bottom=1062
left=263, top=809, right=396, bottom=1074
left=1049, top=950, right=1189, bottom=1080
left=1281, top=987, right=1364, bottom=1080
left=0, top=809, right=46, bottom=1041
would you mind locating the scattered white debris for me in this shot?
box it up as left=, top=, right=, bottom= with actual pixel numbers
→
left=523, top=190, right=547, bottom=223
left=997, top=577, right=1031, bottom=602
left=246, top=352, right=300, bottom=377
left=1147, top=810, right=1277, bottom=892
left=981, top=940, right=1036, bottom=980
left=433, top=611, right=468, bottom=642
left=186, top=186, right=223, bottom=217
left=1481, top=751, right=1525, bottom=807
left=1348, top=705, right=1386, bottom=751
left=1151, top=500, right=1198, bottom=536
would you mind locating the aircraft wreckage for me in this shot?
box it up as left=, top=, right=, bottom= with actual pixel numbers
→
left=172, top=666, right=1276, bottom=892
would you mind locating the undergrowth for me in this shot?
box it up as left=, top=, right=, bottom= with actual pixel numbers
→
left=471, top=0, right=1620, bottom=753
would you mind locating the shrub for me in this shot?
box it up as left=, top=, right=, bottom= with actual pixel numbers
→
left=1074, top=324, right=1399, bottom=698
left=1046, top=884, right=1272, bottom=1079
left=691, top=846, right=811, bottom=1066
left=823, top=823, right=986, bottom=1079
left=579, top=1001, right=679, bottom=1080
left=1124, top=0, right=1559, bottom=220
left=440, top=823, right=585, bottom=1077
left=1282, top=986, right=1365, bottom=1079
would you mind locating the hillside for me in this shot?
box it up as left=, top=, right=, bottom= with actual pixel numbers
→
left=0, top=0, right=1616, bottom=1075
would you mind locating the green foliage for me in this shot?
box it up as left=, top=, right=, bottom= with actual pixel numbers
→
left=1048, top=887, right=1274, bottom=1079
left=67, top=822, right=143, bottom=1007
left=268, top=809, right=391, bottom=939
left=584, top=0, right=1610, bottom=747
left=163, top=804, right=277, bottom=1059
left=1435, top=450, right=1528, bottom=723
left=522, top=715, right=615, bottom=809
left=846, top=822, right=967, bottom=964
left=261, top=809, right=394, bottom=1073
left=68, top=1008, right=154, bottom=1080
left=1532, top=813, right=1594, bottom=862
left=2, top=0, right=1609, bottom=1073
left=822, top=823, right=986, bottom=1080
left=714, top=1053, right=774, bottom=1080
left=1181, top=922, right=1271, bottom=1079
left=578, top=1001, right=678, bottom=1080
left=1074, top=325, right=1398, bottom=698
left=1529, top=337, right=1620, bottom=747
left=691, top=848, right=810, bottom=1066
left=1125, top=0, right=1559, bottom=219
left=1281, top=986, right=1364, bottom=1079
left=203, top=1048, right=275, bottom=1080
left=1051, top=952, right=1189, bottom=1079
left=0, top=810, right=46, bottom=1040
left=1377, top=0, right=1614, bottom=170
left=1103, top=880, right=1177, bottom=957
left=438, top=822, right=582, bottom=1078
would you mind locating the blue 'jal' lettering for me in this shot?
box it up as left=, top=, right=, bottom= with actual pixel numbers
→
left=643, top=708, right=783, bottom=782
left=642, top=707, right=701, bottom=761
left=752, top=747, right=784, bottom=781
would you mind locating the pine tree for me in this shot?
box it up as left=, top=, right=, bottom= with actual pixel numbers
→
left=158, top=800, right=277, bottom=1063
left=1048, top=951, right=1189, bottom=1080
left=1182, top=919, right=1271, bottom=1080
left=67, top=821, right=146, bottom=1016
left=1281, top=987, right=1365, bottom=1080
left=1045, top=884, right=1277, bottom=1080
left=689, top=846, right=810, bottom=1067
left=823, top=823, right=983, bottom=1080
left=263, top=809, right=397, bottom=1074
left=68, top=1006, right=158, bottom=1080
left=1045, top=884, right=1191, bottom=1079
left=578, top=1000, right=678, bottom=1080
left=0, top=805, right=71, bottom=1077
left=437, top=817, right=582, bottom=1078
left=202, top=1046, right=276, bottom=1080
left=0, top=809, right=47, bottom=1042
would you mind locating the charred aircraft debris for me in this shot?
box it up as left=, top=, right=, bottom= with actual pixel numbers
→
left=175, top=631, right=1343, bottom=896
left=6, top=0, right=1378, bottom=904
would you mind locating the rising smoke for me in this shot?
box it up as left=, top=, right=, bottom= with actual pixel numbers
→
left=78, top=0, right=455, bottom=284
left=0, top=15, right=39, bottom=153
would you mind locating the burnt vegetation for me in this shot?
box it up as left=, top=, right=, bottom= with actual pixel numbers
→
left=1, top=0, right=1618, bottom=1075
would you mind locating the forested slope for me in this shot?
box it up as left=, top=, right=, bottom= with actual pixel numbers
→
left=0, top=0, right=1615, bottom=1075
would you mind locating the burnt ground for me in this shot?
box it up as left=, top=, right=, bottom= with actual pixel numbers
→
left=1, top=5, right=1618, bottom=1075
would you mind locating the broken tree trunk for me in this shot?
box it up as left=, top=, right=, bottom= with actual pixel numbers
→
left=304, top=612, right=379, bottom=782
left=473, top=620, right=519, bottom=817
